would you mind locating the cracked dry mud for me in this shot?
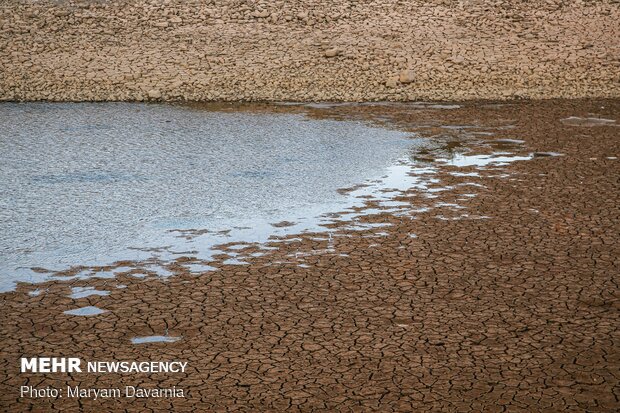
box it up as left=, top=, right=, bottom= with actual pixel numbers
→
left=1, top=100, right=619, bottom=412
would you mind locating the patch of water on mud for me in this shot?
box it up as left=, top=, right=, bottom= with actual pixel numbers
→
left=303, top=102, right=354, bottom=109
left=345, top=222, right=392, bottom=230
left=314, top=102, right=463, bottom=110
left=367, top=102, right=461, bottom=110
left=222, top=257, right=250, bottom=265
left=435, top=203, right=466, bottom=209
left=428, top=186, right=453, bottom=193
left=561, top=117, right=616, bottom=126
left=438, top=153, right=533, bottom=167
left=436, top=214, right=490, bottom=221
left=131, top=335, right=181, bottom=344
left=69, top=286, right=110, bottom=299
left=225, top=244, right=250, bottom=250
left=183, top=263, right=218, bottom=274
left=378, top=200, right=411, bottom=209
left=450, top=171, right=480, bottom=177
left=421, top=104, right=461, bottom=110
left=493, top=139, right=525, bottom=144
left=64, top=306, right=107, bottom=316
left=48, top=266, right=136, bottom=284
left=147, top=266, right=174, bottom=277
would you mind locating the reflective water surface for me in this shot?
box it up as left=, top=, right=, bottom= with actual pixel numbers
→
left=0, top=103, right=421, bottom=290
left=131, top=335, right=182, bottom=344
left=63, top=306, right=107, bottom=316
left=1, top=102, right=538, bottom=292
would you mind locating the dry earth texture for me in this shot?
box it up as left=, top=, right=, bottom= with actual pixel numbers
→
left=0, top=100, right=619, bottom=411
left=1, top=0, right=620, bottom=102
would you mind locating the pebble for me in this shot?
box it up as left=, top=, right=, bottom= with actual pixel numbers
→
left=147, top=89, right=162, bottom=99
left=324, top=48, right=341, bottom=58
left=399, top=69, right=415, bottom=84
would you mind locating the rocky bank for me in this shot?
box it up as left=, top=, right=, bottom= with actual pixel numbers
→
left=1, top=0, right=619, bottom=102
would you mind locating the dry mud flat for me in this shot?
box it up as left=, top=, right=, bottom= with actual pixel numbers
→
left=1, top=99, right=619, bottom=412
left=1, top=0, right=620, bottom=101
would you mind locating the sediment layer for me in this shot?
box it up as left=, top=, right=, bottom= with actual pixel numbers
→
left=1, top=0, right=619, bottom=102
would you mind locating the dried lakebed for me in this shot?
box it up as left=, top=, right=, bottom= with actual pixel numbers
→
left=1, top=100, right=619, bottom=412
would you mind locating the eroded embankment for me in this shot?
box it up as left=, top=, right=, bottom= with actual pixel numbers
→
left=1, top=0, right=620, bottom=101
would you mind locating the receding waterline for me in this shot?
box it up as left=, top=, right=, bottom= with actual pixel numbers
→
left=0, top=102, right=428, bottom=291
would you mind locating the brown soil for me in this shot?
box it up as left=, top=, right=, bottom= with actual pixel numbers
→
left=1, top=100, right=619, bottom=412
left=2, top=1, right=620, bottom=101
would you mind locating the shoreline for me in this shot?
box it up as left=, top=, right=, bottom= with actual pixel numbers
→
left=1, top=99, right=618, bottom=411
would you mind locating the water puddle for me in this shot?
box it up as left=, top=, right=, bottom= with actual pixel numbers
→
left=64, top=306, right=107, bottom=316
left=222, top=257, right=250, bottom=266
left=438, top=153, right=533, bottom=167
left=450, top=171, right=480, bottom=177
left=131, top=335, right=182, bottom=344
left=493, top=139, right=525, bottom=144
left=561, top=117, right=616, bottom=126
left=0, top=102, right=543, bottom=291
left=182, top=263, right=218, bottom=274
left=69, top=286, right=110, bottom=299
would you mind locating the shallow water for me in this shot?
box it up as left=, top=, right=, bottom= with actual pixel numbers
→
left=437, top=153, right=533, bottom=167
left=0, top=103, right=537, bottom=292
left=131, top=335, right=181, bottom=344
left=63, top=306, right=107, bottom=316
left=69, top=286, right=110, bottom=299
left=0, top=103, right=422, bottom=290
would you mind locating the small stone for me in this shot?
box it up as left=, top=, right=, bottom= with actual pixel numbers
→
left=399, top=69, right=415, bottom=83
left=253, top=10, right=270, bottom=18
left=324, top=48, right=341, bottom=58
left=147, top=89, right=162, bottom=99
